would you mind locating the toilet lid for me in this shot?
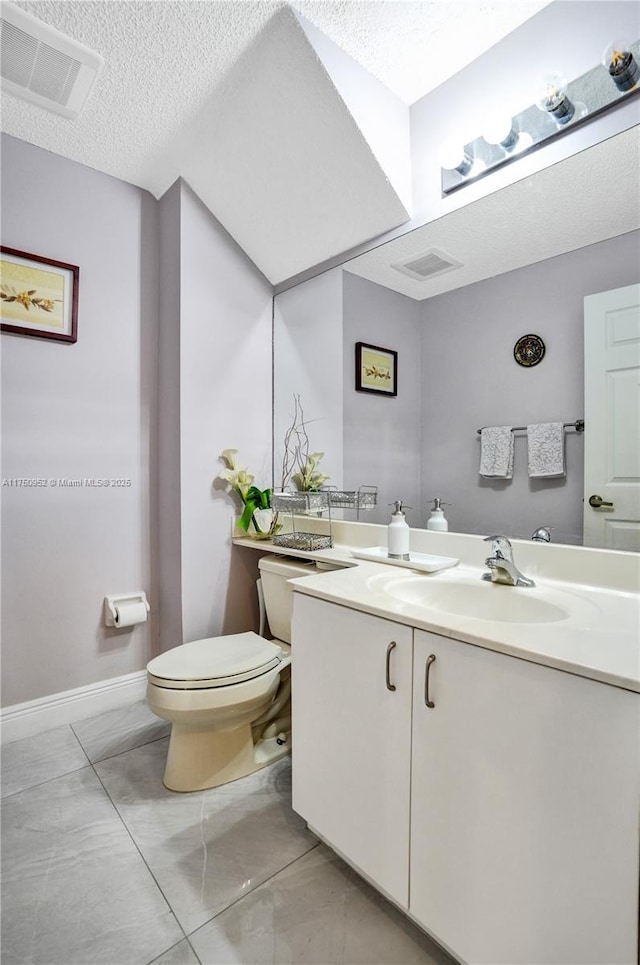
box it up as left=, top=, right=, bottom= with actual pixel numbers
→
left=147, top=632, right=286, bottom=689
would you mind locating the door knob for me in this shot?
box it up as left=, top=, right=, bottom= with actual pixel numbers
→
left=588, top=494, right=614, bottom=509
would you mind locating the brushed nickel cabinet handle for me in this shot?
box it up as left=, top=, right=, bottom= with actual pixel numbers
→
left=424, top=654, right=436, bottom=708
left=386, top=641, right=397, bottom=691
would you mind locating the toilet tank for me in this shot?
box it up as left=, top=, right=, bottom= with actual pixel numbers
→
left=258, top=555, right=316, bottom=644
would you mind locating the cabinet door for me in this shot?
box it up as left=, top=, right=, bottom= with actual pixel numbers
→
left=411, top=630, right=640, bottom=965
left=292, top=594, right=413, bottom=907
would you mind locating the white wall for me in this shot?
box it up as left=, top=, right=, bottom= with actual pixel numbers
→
left=177, top=183, right=273, bottom=643
left=342, top=272, right=422, bottom=526
left=1, top=134, right=158, bottom=705
left=420, top=230, right=640, bottom=543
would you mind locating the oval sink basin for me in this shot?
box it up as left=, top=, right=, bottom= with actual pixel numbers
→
left=384, top=579, right=569, bottom=624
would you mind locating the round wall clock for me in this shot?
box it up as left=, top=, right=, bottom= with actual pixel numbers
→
left=514, top=334, right=545, bottom=367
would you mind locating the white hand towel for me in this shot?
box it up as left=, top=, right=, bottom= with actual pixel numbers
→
left=527, top=422, right=566, bottom=477
left=479, top=426, right=514, bottom=478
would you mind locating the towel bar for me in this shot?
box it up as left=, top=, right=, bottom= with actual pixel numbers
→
left=477, top=420, right=584, bottom=435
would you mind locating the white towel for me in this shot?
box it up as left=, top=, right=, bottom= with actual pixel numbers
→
left=479, top=426, right=514, bottom=478
left=527, top=422, right=566, bottom=477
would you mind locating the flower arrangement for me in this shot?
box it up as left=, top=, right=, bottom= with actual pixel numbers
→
left=217, top=449, right=280, bottom=539
left=281, top=395, right=330, bottom=492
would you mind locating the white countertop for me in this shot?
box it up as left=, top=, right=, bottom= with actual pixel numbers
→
left=287, top=559, right=640, bottom=693
left=233, top=526, right=640, bottom=693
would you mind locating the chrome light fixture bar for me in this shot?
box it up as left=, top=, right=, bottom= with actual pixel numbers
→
left=441, top=40, right=640, bottom=194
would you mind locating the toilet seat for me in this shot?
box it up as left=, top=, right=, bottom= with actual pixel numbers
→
left=147, top=632, right=287, bottom=690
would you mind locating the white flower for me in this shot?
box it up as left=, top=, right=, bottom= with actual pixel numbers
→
left=220, top=449, right=239, bottom=469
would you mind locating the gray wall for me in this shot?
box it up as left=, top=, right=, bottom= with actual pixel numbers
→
left=1, top=134, right=158, bottom=705
left=1, top=139, right=274, bottom=708
left=343, top=271, right=422, bottom=526
left=274, top=267, right=344, bottom=493
left=420, top=230, right=640, bottom=543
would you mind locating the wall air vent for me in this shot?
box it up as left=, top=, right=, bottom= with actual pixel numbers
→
left=391, top=247, right=463, bottom=282
left=0, top=1, right=103, bottom=119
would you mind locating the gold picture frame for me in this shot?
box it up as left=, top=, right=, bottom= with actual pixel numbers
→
left=355, top=341, right=397, bottom=396
left=1, top=247, right=79, bottom=343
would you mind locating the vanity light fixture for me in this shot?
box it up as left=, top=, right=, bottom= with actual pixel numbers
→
left=441, top=37, right=640, bottom=195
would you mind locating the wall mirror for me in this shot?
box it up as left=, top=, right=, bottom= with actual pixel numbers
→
left=274, top=129, right=640, bottom=550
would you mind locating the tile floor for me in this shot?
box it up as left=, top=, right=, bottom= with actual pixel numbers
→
left=2, top=701, right=455, bottom=965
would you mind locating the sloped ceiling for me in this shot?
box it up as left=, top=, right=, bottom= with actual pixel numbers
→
left=1, top=1, right=550, bottom=283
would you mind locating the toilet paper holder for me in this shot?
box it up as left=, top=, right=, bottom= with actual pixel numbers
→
left=104, top=591, right=150, bottom=628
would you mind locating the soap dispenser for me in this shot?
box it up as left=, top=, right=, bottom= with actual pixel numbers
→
left=388, top=501, right=410, bottom=560
left=427, top=497, right=449, bottom=532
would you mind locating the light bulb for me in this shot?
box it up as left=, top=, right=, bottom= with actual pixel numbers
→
left=439, top=142, right=473, bottom=175
left=603, top=40, right=639, bottom=92
left=483, top=114, right=518, bottom=150
left=536, top=72, right=575, bottom=125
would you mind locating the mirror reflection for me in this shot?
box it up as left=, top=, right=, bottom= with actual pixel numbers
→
left=274, top=132, right=640, bottom=550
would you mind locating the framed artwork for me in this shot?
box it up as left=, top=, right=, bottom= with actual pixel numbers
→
left=355, top=341, right=397, bottom=396
left=1, top=247, right=79, bottom=343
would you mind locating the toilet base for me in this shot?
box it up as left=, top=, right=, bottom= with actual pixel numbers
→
left=162, top=720, right=290, bottom=792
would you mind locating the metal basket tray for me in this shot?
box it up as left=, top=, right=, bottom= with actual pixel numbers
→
left=328, top=486, right=377, bottom=510
left=271, top=491, right=330, bottom=514
left=272, top=533, right=333, bottom=551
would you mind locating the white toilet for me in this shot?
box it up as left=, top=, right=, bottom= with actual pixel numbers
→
left=146, top=555, right=313, bottom=792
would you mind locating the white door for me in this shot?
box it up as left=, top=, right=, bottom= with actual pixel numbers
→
left=410, top=630, right=640, bottom=965
left=291, top=594, right=412, bottom=907
left=584, top=283, right=640, bottom=550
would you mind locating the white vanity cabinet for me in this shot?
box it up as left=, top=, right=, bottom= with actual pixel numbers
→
left=291, top=594, right=413, bottom=907
left=292, top=595, right=640, bottom=965
left=411, top=629, right=639, bottom=965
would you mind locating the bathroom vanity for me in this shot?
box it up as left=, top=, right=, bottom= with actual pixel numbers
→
left=235, top=521, right=640, bottom=965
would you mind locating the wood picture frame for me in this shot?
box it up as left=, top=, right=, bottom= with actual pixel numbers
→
left=355, top=341, right=397, bottom=396
left=1, top=246, right=79, bottom=343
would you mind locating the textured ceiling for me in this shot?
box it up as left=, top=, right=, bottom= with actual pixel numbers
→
left=295, top=1, right=551, bottom=103
left=1, top=1, right=551, bottom=282
left=344, top=127, right=640, bottom=300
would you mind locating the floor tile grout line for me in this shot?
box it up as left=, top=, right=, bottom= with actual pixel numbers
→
left=86, top=731, right=170, bottom=767
left=90, top=761, right=192, bottom=953
left=146, top=935, right=203, bottom=965
left=68, top=720, right=94, bottom=765
left=186, top=838, right=322, bottom=942
left=0, top=761, right=93, bottom=802
left=92, top=760, right=318, bottom=957
left=0, top=728, right=167, bottom=802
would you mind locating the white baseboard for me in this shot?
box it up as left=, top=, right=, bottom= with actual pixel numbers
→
left=1, top=670, right=148, bottom=745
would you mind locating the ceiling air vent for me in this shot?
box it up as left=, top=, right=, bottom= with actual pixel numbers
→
left=1, top=2, right=103, bottom=119
left=391, top=247, right=463, bottom=282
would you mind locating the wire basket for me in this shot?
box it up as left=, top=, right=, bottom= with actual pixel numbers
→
left=327, top=486, right=377, bottom=511
left=271, top=491, right=330, bottom=515
left=272, top=533, right=333, bottom=551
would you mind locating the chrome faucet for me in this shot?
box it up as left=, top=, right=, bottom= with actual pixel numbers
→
left=482, top=535, right=535, bottom=587
left=531, top=526, right=552, bottom=543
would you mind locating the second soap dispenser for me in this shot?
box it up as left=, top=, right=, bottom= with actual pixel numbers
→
left=388, top=500, right=410, bottom=560
left=427, top=497, right=449, bottom=531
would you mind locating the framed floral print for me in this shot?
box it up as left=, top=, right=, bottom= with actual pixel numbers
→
left=1, top=247, right=79, bottom=343
left=355, top=341, right=397, bottom=396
